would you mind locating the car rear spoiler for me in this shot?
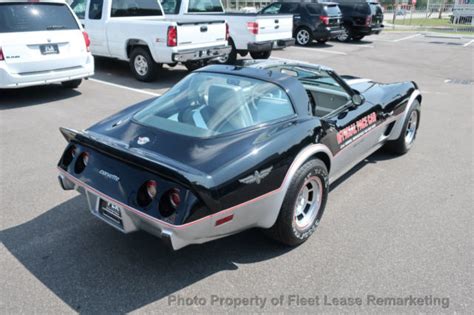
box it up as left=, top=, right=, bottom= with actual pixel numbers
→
left=59, top=127, right=214, bottom=191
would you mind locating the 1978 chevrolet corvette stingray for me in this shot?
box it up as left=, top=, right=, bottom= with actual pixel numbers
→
left=58, top=60, right=421, bottom=250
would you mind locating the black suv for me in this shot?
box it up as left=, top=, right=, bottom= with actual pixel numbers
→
left=260, top=1, right=343, bottom=46
left=331, top=0, right=384, bottom=41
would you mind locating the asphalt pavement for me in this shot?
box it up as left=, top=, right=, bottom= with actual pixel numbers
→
left=1, top=32, right=473, bottom=313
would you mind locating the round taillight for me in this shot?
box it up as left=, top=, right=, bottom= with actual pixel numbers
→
left=146, top=180, right=157, bottom=199
left=62, top=145, right=77, bottom=166
left=169, top=189, right=181, bottom=208
left=74, top=152, right=89, bottom=174
left=137, top=180, right=157, bottom=207
left=159, top=188, right=181, bottom=218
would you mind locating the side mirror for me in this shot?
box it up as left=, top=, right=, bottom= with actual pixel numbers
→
left=351, top=92, right=364, bottom=106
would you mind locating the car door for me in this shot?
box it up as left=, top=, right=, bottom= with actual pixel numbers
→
left=292, top=66, right=387, bottom=181
left=280, top=3, right=302, bottom=30
left=71, top=0, right=108, bottom=56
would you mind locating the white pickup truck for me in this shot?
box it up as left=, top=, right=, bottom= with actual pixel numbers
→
left=160, top=0, right=295, bottom=63
left=70, top=0, right=230, bottom=81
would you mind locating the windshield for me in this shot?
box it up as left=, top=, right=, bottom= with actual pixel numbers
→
left=188, top=0, right=223, bottom=13
left=133, top=72, right=295, bottom=137
left=0, top=3, right=79, bottom=33
left=369, top=3, right=382, bottom=15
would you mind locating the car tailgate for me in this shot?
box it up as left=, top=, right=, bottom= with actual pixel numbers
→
left=254, top=15, right=293, bottom=42
left=176, top=20, right=227, bottom=48
left=1, top=30, right=88, bottom=74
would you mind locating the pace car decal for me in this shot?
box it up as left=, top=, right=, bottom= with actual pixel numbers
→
left=336, top=112, right=377, bottom=149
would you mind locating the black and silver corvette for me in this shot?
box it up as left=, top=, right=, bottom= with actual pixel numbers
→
left=58, top=60, right=421, bottom=250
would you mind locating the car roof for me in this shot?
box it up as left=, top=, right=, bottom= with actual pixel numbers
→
left=196, top=63, right=312, bottom=117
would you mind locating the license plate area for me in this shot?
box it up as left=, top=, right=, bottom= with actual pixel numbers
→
left=98, top=199, right=123, bottom=228
left=40, top=44, right=59, bottom=55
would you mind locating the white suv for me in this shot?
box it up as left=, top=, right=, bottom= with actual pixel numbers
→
left=0, top=0, right=94, bottom=89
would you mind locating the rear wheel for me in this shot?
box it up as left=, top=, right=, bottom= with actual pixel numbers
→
left=295, top=27, right=312, bottom=46
left=385, top=100, right=421, bottom=154
left=336, top=25, right=351, bottom=42
left=266, top=159, right=329, bottom=246
left=249, top=50, right=271, bottom=59
left=61, top=79, right=82, bottom=89
left=129, top=47, right=159, bottom=82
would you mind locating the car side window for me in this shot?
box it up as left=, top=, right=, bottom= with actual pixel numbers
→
left=89, top=0, right=104, bottom=19
left=111, top=0, right=163, bottom=17
left=306, top=4, right=321, bottom=15
left=280, top=3, right=300, bottom=14
left=261, top=3, right=282, bottom=14
left=71, top=0, right=86, bottom=19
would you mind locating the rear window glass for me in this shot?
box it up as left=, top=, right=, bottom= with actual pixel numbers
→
left=111, top=0, right=163, bottom=17
left=133, top=72, right=295, bottom=137
left=0, top=3, right=79, bottom=33
left=161, top=0, right=182, bottom=14
left=353, top=3, right=371, bottom=15
left=324, top=5, right=341, bottom=16
left=188, top=0, right=224, bottom=13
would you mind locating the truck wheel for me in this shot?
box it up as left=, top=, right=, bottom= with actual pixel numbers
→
left=336, top=25, right=351, bottom=42
left=129, top=47, right=159, bottom=82
left=295, top=27, right=313, bottom=46
left=61, top=79, right=82, bottom=89
left=385, top=100, right=421, bottom=155
left=216, top=39, right=237, bottom=64
left=184, top=60, right=206, bottom=71
left=249, top=50, right=271, bottom=59
left=266, top=159, right=329, bottom=246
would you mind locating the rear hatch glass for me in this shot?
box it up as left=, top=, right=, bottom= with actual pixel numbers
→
left=323, top=4, right=341, bottom=17
left=0, top=3, right=79, bottom=33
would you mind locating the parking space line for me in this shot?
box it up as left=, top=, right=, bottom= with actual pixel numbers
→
left=291, top=46, right=348, bottom=55
left=463, top=40, right=474, bottom=47
left=88, top=78, right=161, bottom=97
left=392, top=33, right=422, bottom=42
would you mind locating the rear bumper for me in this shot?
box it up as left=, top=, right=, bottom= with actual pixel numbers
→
left=247, top=38, right=295, bottom=52
left=313, top=26, right=344, bottom=40
left=352, top=24, right=384, bottom=36
left=172, top=45, right=231, bottom=63
left=58, top=168, right=283, bottom=250
left=0, top=55, right=94, bottom=89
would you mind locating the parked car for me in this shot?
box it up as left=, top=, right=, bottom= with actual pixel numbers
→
left=331, top=0, right=384, bottom=41
left=159, top=0, right=295, bottom=63
left=260, top=1, right=343, bottom=46
left=0, top=0, right=94, bottom=89
left=57, top=59, right=421, bottom=250
left=70, top=0, right=230, bottom=81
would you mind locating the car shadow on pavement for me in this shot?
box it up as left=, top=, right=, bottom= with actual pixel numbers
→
left=1, top=196, right=292, bottom=313
left=0, top=85, right=81, bottom=110
left=94, top=57, right=188, bottom=91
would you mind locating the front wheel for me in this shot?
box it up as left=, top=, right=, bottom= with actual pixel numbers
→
left=249, top=50, right=271, bottom=59
left=61, top=79, right=82, bottom=89
left=266, top=159, right=329, bottom=246
left=129, top=47, right=159, bottom=82
left=385, top=100, right=421, bottom=155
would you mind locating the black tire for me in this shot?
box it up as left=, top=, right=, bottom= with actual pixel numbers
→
left=249, top=50, right=271, bottom=59
left=184, top=60, right=206, bottom=71
left=336, top=25, right=352, bottom=42
left=295, top=27, right=313, bottom=46
left=129, top=47, right=159, bottom=82
left=352, top=35, right=365, bottom=41
left=266, top=159, right=329, bottom=246
left=61, top=79, right=82, bottom=89
left=385, top=100, right=421, bottom=155
left=216, top=38, right=237, bottom=64
left=316, top=38, right=328, bottom=44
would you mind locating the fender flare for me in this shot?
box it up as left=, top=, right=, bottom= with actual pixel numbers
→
left=388, top=89, right=421, bottom=141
